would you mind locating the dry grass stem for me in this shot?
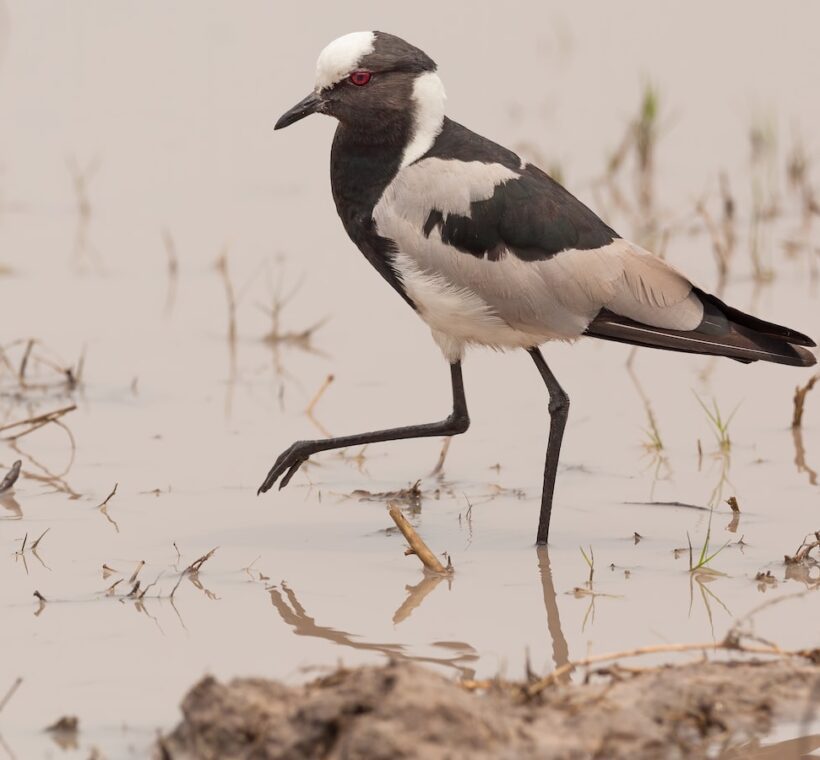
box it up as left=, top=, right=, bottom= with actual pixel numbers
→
left=138, top=572, right=164, bottom=599
left=430, top=436, right=453, bottom=476
left=1, top=339, right=83, bottom=394
left=792, top=426, right=818, bottom=486
left=0, top=404, right=76, bottom=440
left=30, top=528, right=49, bottom=551
left=18, top=339, right=34, bottom=383
left=170, top=547, right=219, bottom=598
left=162, top=227, right=180, bottom=315
left=260, top=266, right=326, bottom=351
left=97, top=483, right=118, bottom=508
left=215, top=251, right=237, bottom=345
left=792, top=374, right=819, bottom=428
left=388, top=504, right=452, bottom=575
left=0, top=678, right=22, bottom=716
left=305, top=374, right=334, bottom=417
left=522, top=636, right=817, bottom=697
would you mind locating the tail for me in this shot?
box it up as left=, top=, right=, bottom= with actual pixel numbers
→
left=585, top=288, right=817, bottom=367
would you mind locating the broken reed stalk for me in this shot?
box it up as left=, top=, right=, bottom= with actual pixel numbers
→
left=792, top=374, right=819, bottom=428
left=388, top=504, right=451, bottom=574
left=0, top=405, right=77, bottom=440
left=18, top=339, right=34, bottom=384
left=128, top=560, right=145, bottom=584
left=430, top=436, right=453, bottom=476
left=162, top=227, right=179, bottom=315
left=215, top=251, right=237, bottom=345
left=305, top=374, right=334, bottom=416
left=0, top=460, right=21, bottom=493
left=30, top=528, right=49, bottom=552
left=170, top=547, right=218, bottom=598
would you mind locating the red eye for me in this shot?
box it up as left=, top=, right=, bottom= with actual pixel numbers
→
left=348, top=70, right=372, bottom=86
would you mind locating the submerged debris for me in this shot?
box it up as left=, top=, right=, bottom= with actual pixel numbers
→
left=352, top=480, right=423, bottom=510
left=45, top=715, right=79, bottom=750
left=784, top=531, right=820, bottom=565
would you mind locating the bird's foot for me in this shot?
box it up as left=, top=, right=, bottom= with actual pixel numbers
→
left=257, top=441, right=313, bottom=494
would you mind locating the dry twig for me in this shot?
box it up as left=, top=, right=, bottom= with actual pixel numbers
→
left=388, top=504, right=452, bottom=574
left=97, top=483, right=118, bottom=508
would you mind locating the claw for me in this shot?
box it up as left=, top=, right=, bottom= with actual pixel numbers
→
left=258, top=443, right=311, bottom=495
left=279, top=459, right=304, bottom=489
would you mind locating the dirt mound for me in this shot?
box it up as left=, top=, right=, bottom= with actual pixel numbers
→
left=158, top=659, right=820, bottom=759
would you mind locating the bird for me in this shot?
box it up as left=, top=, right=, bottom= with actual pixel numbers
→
left=259, top=31, right=817, bottom=544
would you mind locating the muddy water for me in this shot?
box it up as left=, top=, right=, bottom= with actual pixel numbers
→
left=1, top=1, right=818, bottom=757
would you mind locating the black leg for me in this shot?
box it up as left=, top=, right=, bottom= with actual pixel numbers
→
left=258, top=362, right=469, bottom=494
left=528, top=348, right=570, bottom=545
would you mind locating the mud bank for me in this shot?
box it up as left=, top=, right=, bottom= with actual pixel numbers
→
left=158, top=659, right=820, bottom=759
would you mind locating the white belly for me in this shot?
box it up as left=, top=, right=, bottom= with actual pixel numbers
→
left=394, top=252, right=556, bottom=362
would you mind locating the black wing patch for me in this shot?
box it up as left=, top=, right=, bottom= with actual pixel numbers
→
left=420, top=119, right=619, bottom=261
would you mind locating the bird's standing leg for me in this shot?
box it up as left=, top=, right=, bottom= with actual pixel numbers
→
left=528, top=348, right=570, bottom=545
left=258, top=362, right=469, bottom=493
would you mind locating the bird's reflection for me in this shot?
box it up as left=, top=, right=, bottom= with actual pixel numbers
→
left=268, top=580, right=478, bottom=679
left=536, top=546, right=570, bottom=679
left=269, top=551, right=569, bottom=683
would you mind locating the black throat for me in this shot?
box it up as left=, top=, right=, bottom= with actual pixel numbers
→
left=330, top=120, right=416, bottom=308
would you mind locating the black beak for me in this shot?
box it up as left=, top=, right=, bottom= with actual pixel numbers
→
left=275, top=91, right=323, bottom=130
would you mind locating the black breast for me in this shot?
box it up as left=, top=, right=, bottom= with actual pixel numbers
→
left=330, top=126, right=416, bottom=309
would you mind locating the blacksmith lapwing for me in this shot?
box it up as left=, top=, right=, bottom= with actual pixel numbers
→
left=259, top=31, right=817, bottom=544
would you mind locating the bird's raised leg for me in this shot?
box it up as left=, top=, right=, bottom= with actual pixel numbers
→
left=528, top=348, right=570, bottom=545
left=258, top=362, right=469, bottom=493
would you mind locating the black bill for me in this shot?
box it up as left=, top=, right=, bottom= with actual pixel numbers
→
left=275, top=92, right=323, bottom=130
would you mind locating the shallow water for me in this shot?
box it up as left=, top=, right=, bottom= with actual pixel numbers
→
left=1, top=1, right=819, bottom=757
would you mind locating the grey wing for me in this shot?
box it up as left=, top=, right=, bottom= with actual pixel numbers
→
left=374, top=157, right=703, bottom=340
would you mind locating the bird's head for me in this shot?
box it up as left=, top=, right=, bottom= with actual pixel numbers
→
left=275, top=32, right=445, bottom=153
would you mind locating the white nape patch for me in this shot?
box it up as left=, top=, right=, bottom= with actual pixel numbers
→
left=315, top=31, right=375, bottom=92
left=400, top=72, right=447, bottom=168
